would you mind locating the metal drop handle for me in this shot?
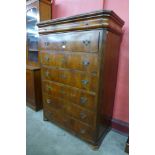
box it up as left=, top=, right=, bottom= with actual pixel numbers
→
left=47, top=85, right=52, bottom=91
left=83, top=40, right=91, bottom=46
left=46, top=99, right=51, bottom=104
left=80, top=112, right=87, bottom=119
left=81, top=80, right=89, bottom=85
left=61, top=41, right=67, bottom=48
left=80, top=97, right=87, bottom=104
left=83, top=60, right=90, bottom=66
left=60, top=74, right=67, bottom=79
left=45, top=55, right=50, bottom=61
left=44, top=41, right=50, bottom=47
left=80, top=129, right=86, bottom=134
left=45, top=70, right=49, bottom=77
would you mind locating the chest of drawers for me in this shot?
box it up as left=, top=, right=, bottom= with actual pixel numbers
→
left=38, top=10, right=124, bottom=147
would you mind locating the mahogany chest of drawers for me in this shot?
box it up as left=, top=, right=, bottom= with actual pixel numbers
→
left=38, top=10, right=124, bottom=147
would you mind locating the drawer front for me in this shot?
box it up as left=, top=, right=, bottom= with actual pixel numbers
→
left=43, top=93, right=96, bottom=126
left=43, top=94, right=66, bottom=112
left=41, top=51, right=98, bottom=73
left=42, top=81, right=96, bottom=111
left=39, top=30, right=100, bottom=53
left=70, top=118, right=96, bottom=141
left=42, top=67, right=97, bottom=92
left=66, top=103, right=96, bottom=127
left=44, top=107, right=70, bottom=128
left=44, top=108, right=96, bottom=141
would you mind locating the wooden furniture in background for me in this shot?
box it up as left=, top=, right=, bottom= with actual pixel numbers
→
left=125, top=137, right=129, bottom=153
left=26, top=0, right=51, bottom=111
left=26, top=66, right=42, bottom=111
left=38, top=10, right=124, bottom=147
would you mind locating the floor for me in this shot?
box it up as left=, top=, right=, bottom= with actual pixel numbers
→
left=26, top=107, right=128, bottom=155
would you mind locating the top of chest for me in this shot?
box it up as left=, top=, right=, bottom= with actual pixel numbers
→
left=37, top=10, right=124, bottom=35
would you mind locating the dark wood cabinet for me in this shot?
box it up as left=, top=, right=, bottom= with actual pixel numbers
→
left=26, top=66, right=42, bottom=111
left=26, top=0, right=51, bottom=110
left=38, top=10, right=124, bottom=147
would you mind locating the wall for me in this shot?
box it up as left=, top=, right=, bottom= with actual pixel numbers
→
left=104, top=0, right=129, bottom=123
left=52, top=0, right=104, bottom=18
left=52, top=0, right=129, bottom=124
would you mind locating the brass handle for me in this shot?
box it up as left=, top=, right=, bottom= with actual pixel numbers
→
left=60, top=89, right=65, bottom=94
left=81, top=80, right=89, bottom=85
left=44, top=41, right=49, bottom=47
left=61, top=41, right=67, bottom=49
left=83, top=40, right=91, bottom=46
left=60, top=74, right=67, bottom=79
left=45, top=55, right=50, bottom=62
left=82, top=60, right=90, bottom=66
left=63, top=118, right=68, bottom=123
left=80, top=129, right=86, bottom=134
left=80, top=97, right=87, bottom=105
left=80, top=112, right=87, bottom=119
left=46, top=85, right=52, bottom=91
left=61, top=58, right=65, bottom=63
left=46, top=99, right=51, bottom=104
left=45, top=70, right=49, bottom=77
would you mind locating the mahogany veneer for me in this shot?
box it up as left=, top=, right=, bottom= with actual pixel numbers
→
left=38, top=10, right=124, bottom=147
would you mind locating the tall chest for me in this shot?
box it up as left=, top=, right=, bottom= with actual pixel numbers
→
left=38, top=10, right=124, bottom=147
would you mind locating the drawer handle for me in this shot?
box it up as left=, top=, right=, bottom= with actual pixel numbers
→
left=63, top=118, right=68, bottom=123
left=46, top=85, right=52, bottom=91
left=45, top=70, right=49, bottom=77
left=83, top=40, right=91, bottom=46
left=80, top=97, right=88, bottom=105
left=44, top=41, right=50, bottom=47
left=60, top=89, right=65, bottom=94
left=60, top=74, right=67, bottom=79
left=83, top=60, right=90, bottom=66
left=45, top=55, right=50, bottom=62
left=61, top=41, right=67, bottom=49
left=80, top=129, right=86, bottom=134
left=80, top=112, right=87, bottom=119
left=61, top=58, right=65, bottom=63
left=46, top=99, right=51, bottom=104
left=81, top=80, right=89, bottom=85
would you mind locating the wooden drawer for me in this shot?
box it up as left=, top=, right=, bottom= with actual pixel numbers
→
left=70, top=118, right=96, bottom=141
left=39, top=30, right=100, bottom=53
left=42, top=81, right=96, bottom=111
left=41, top=51, right=98, bottom=73
left=44, top=107, right=70, bottom=128
left=43, top=91, right=97, bottom=124
left=43, top=93, right=66, bottom=112
left=66, top=103, right=96, bottom=127
left=44, top=107, right=96, bottom=141
left=41, top=67, right=97, bottom=92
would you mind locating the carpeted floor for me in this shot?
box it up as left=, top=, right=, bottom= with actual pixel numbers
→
left=26, top=107, right=128, bottom=155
